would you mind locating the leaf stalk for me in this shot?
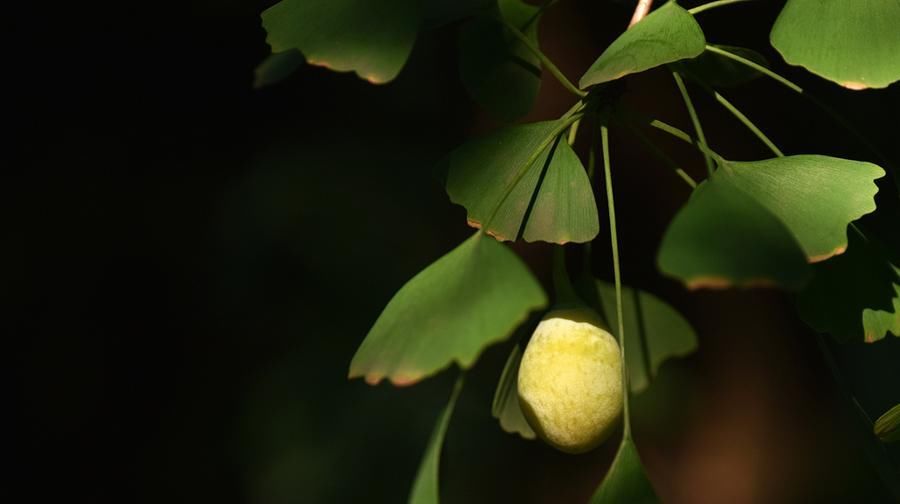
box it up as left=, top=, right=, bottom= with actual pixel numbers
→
left=501, top=20, right=587, bottom=98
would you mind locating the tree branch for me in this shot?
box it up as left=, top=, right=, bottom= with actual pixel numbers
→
left=629, top=0, right=654, bottom=27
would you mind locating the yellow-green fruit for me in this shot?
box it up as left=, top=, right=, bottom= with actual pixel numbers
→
left=517, top=308, right=623, bottom=454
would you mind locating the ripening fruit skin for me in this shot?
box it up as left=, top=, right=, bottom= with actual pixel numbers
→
left=517, top=308, right=623, bottom=454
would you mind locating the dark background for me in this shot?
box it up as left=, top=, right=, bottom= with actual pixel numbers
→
left=10, top=0, right=900, bottom=502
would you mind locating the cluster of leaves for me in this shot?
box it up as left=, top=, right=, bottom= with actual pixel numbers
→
left=256, top=0, right=900, bottom=502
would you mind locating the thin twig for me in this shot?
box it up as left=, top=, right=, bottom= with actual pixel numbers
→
left=713, top=90, right=783, bottom=157
left=695, top=82, right=784, bottom=157
left=705, top=45, right=802, bottom=93
left=619, top=105, right=724, bottom=162
left=501, top=20, right=587, bottom=98
left=705, top=44, right=897, bottom=179
left=689, top=0, right=754, bottom=15
left=619, top=113, right=698, bottom=188
left=600, top=122, right=630, bottom=436
left=629, top=0, right=654, bottom=27
left=672, top=71, right=715, bottom=175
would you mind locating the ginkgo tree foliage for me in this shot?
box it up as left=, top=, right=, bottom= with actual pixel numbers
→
left=256, top=0, right=900, bottom=502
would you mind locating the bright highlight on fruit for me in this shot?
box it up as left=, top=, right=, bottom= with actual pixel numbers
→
left=517, top=308, right=623, bottom=454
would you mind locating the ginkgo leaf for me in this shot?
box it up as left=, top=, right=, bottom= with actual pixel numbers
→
left=677, top=44, right=768, bottom=88
left=596, top=282, right=697, bottom=393
left=659, top=154, right=883, bottom=290
left=261, top=0, right=420, bottom=84
left=862, top=272, right=900, bottom=341
left=579, top=1, right=705, bottom=88
left=658, top=178, right=812, bottom=290
left=716, top=156, right=884, bottom=262
left=253, top=50, right=304, bottom=89
left=409, top=377, right=464, bottom=504
left=875, top=403, right=900, bottom=443
left=491, top=344, right=536, bottom=439
left=458, top=0, right=542, bottom=121
left=796, top=232, right=900, bottom=343
left=770, top=0, right=900, bottom=90
left=445, top=120, right=599, bottom=243
left=589, top=438, right=658, bottom=504
left=349, top=232, right=547, bottom=386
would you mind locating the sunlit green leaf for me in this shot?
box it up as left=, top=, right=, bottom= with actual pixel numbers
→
left=579, top=1, right=705, bottom=88
left=596, top=282, right=697, bottom=393
left=349, top=232, right=547, bottom=386
left=491, top=344, right=536, bottom=439
left=861, top=270, right=900, bottom=341
left=253, top=50, right=304, bottom=89
left=677, top=44, right=768, bottom=88
left=445, top=120, right=599, bottom=243
left=458, top=0, right=542, bottom=121
left=409, top=377, right=464, bottom=504
left=796, top=232, right=900, bottom=343
left=261, top=0, right=420, bottom=84
left=874, top=403, right=900, bottom=443
left=716, top=156, right=884, bottom=262
left=659, top=154, right=883, bottom=290
left=589, top=438, right=658, bottom=504
left=770, top=0, right=900, bottom=90
left=658, top=178, right=811, bottom=290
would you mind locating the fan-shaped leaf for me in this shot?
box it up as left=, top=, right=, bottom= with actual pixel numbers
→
left=677, top=44, right=768, bottom=88
left=458, top=0, right=542, bottom=121
left=796, top=232, right=900, bottom=343
left=590, top=438, right=658, bottom=504
left=349, top=232, right=547, bottom=386
left=409, top=377, right=464, bottom=504
left=253, top=50, right=304, bottom=89
left=770, top=0, right=900, bottom=90
left=716, top=156, right=884, bottom=262
left=862, top=279, right=900, bottom=340
left=445, top=120, right=600, bottom=243
left=579, top=1, right=705, bottom=88
left=596, top=282, right=697, bottom=392
left=658, top=178, right=811, bottom=289
left=261, top=0, right=420, bottom=84
left=875, top=403, right=900, bottom=443
left=491, top=344, right=536, bottom=439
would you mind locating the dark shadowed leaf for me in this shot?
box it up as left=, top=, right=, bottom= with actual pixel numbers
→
left=590, top=438, right=658, bottom=504
left=796, top=232, right=900, bottom=343
left=716, top=156, right=884, bottom=262
left=770, top=0, right=900, bottom=90
left=409, top=377, right=464, bottom=504
left=261, top=0, right=420, bottom=84
left=253, top=50, right=305, bottom=89
left=349, top=232, right=547, bottom=386
left=579, top=1, right=705, bottom=88
left=875, top=403, right=900, bottom=443
left=491, top=344, right=536, bottom=439
left=458, top=0, right=542, bottom=121
left=596, top=282, right=697, bottom=392
left=657, top=178, right=811, bottom=290
left=445, top=120, right=599, bottom=243
left=424, top=0, right=493, bottom=28
left=677, top=44, right=768, bottom=88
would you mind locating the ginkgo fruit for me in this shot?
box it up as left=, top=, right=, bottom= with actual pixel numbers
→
left=517, top=307, right=623, bottom=454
